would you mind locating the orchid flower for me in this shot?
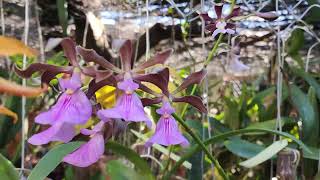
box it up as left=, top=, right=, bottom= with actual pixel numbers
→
left=200, top=4, right=240, bottom=38
left=63, top=121, right=105, bottom=167
left=97, top=77, right=152, bottom=128
left=228, top=53, right=249, bottom=72
left=28, top=70, right=92, bottom=145
left=136, top=68, right=207, bottom=147
left=137, top=68, right=207, bottom=114
left=146, top=101, right=189, bottom=147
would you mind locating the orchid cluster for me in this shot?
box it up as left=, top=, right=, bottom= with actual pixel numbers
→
left=15, top=39, right=207, bottom=167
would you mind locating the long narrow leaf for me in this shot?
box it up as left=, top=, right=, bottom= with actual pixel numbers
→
left=28, top=142, right=83, bottom=180
left=239, top=139, right=288, bottom=168
left=105, top=141, right=154, bottom=179
left=0, top=153, right=19, bottom=180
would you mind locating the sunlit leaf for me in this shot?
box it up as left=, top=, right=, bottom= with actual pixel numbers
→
left=0, top=36, right=38, bottom=57
left=224, top=139, right=265, bottom=159
left=0, top=106, right=18, bottom=123
left=290, top=84, right=316, bottom=144
left=95, top=85, right=116, bottom=108
left=239, top=139, right=288, bottom=168
left=106, top=160, right=146, bottom=180
left=27, top=141, right=84, bottom=180
left=0, top=77, right=47, bottom=97
left=0, top=153, right=19, bottom=180
left=105, top=141, right=154, bottom=179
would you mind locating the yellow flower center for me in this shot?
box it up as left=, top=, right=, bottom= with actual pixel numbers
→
left=66, top=89, right=74, bottom=95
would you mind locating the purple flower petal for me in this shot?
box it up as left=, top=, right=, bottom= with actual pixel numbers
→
left=63, top=133, right=104, bottom=167
left=117, top=78, right=139, bottom=92
left=28, top=122, right=75, bottom=145
left=146, top=116, right=189, bottom=147
left=80, top=121, right=105, bottom=135
left=97, top=93, right=152, bottom=128
left=228, top=55, right=249, bottom=72
left=35, top=90, right=92, bottom=125
left=98, top=78, right=151, bottom=128
left=59, top=72, right=81, bottom=91
left=225, top=28, right=235, bottom=35
left=156, top=101, right=175, bottom=115
left=212, top=28, right=225, bottom=38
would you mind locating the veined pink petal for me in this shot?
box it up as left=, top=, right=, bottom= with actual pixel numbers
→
left=28, top=122, right=75, bottom=145
left=156, top=101, right=175, bottom=115
left=146, top=116, right=189, bottom=147
left=35, top=90, right=92, bottom=125
left=59, top=72, right=81, bottom=91
left=63, top=133, right=104, bottom=167
left=117, top=78, right=139, bottom=92
left=97, top=78, right=151, bottom=128
left=80, top=121, right=105, bottom=136
left=97, top=93, right=152, bottom=128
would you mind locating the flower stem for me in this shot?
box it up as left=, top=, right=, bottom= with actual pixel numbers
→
left=204, top=33, right=224, bottom=67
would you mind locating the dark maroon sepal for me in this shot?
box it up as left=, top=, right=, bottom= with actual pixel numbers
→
left=173, top=95, right=207, bottom=113
left=14, top=63, right=73, bottom=78
left=174, top=69, right=207, bottom=94
left=134, top=49, right=173, bottom=71
left=86, top=78, right=116, bottom=99
left=76, top=46, right=120, bottom=71
left=141, top=97, right=162, bottom=107
left=61, top=38, right=78, bottom=67
left=134, top=68, right=170, bottom=97
left=119, top=40, right=133, bottom=72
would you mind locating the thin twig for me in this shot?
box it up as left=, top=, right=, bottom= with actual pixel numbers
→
left=21, top=0, right=30, bottom=176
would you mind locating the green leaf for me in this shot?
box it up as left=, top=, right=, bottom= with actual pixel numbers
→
left=239, top=139, right=288, bottom=168
left=164, top=128, right=309, bottom=179
left=247, top=87, right=275, bottom=110
left=289, top=84, right=316, bottom=143
left=224, top=139, right=265, bottom=159
left=57, top=0, right=68, bottom=36
left=105, top=141, right=154, bottom=179
left=286, top=29, right=305, bottom=68
left=224, top=97, right=239, bottom=130
left=0, top=153, right=19, bottom=180
left=303, top=146, right=320, bottom=160
left=106, top=160, right=146, bottom=180
left=246, top=118, right=294, bottom=130
left=185, top=120, right=204, bottom=180
left=291, top=67, right=320, bottom=101
left=28, top=141, right=84, bottom=180
left=307, top=87, right=319, bottom=145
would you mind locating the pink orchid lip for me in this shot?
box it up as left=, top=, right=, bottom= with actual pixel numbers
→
left=65, top=89, right=74, bottom=95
